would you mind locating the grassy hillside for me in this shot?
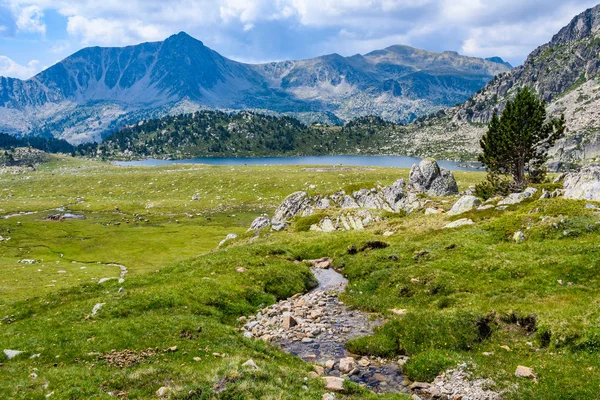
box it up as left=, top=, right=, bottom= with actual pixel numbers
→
left=1, top=157, right=599, bottom=399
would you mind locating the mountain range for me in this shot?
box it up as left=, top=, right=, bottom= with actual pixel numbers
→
left=406, top=3, right=600, bottom=166
left=0, top=33, right=510, bottom=144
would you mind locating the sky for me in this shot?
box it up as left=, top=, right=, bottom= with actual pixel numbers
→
left=0, top=0, right=598, bottom=79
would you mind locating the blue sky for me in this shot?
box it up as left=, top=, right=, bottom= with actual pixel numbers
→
left=1, top=0, right=598, bottom=79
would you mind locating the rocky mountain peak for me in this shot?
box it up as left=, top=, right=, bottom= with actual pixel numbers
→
left=550, top=4, right=600, bottom=46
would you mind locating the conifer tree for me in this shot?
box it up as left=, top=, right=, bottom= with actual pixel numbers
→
left=478, top=88, right=565, bottom=189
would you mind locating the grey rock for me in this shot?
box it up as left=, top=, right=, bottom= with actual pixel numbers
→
left=498, top=188, right=537, bottom=205
left=249, top=216, right=270, bottom=231
left=91, top=303, right=105, bottom=317
left=447, top=195, right=482, bottom=215
left=409, top=159, right=458, bottom=196
left=339, top=195, right=359, bottom=209
left=324, top=377, right=345, bottom=392
left=315, top=198, right=331, bottom=209
left=353, top=189, right=389, bottom=210
left=271, top=222, right=288, bottom=231
left=3, top=349, right=23, bottom=360
left=218, top=233, right=238, bottom=247
left=443, top=218, right=474, bottom=229
left=381, top=179, right=406, bottom=210
left=273, top=192, right=310, bottom=222
left=564, top=166, right=600, bottom=201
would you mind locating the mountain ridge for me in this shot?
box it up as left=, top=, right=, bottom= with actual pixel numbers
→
left=0, top=32, right=510, bottom=144
left=404, top=4, right=600, bottom=167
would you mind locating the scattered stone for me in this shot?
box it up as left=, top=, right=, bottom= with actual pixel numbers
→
left=100, top=348, right=156, bottom=368
left=192, top=194, right=200, bottom=201
left=477, top=204, right=495, bottom=211
left=218, top=233, right=238, bottom=247
left=3, top=349, right=23, bottom=360
left=283, top=313, right=297, bottom=329
left=495, top=205, right=509, bottom=210
left=98, top=277, right=115, bottom=284
left=324, top=376, right=345, bottom=392
left=390, top=309, right=407, bottom=316
left=500, top=345, right=511, bottom=352
left=322, top=393, right=335, bottom=400
left=313, top=365, right=325, bottom=376
left=447, top=196, right=482, bottom=215
left=156, top=386, right=171, bottom=397
left=382, top=230, right=395, bottom=236
left=515, top=365, right=536, bottom=380
left=325, top=360, right=335, bottom=370
left=236, top=267, right=247, bottom=273
left=167, top=346, right=177, bottom=352
left=339, top=357, right=357, bottom=374
left=91, top=303, right=105, bottom=317
left=443, top=219, right=474, bottom=229
left=425, top=207, right=443, bottom=215
left=242, top=359, right=259, bottom=370
left=18, top=259, right=39, bottom=264
left=306, top=257, right=333, bottom=269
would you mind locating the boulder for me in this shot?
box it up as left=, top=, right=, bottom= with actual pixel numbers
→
left=381, top=179, right=406, bottom=210
left=248, top=216, right=270, bottom=231
left=339, top=357, right=357, bottom=374
left=563, top=166, right=600, bottom=201
left=447, top=195, right=482, bottom=215
left=324, top=377, right=345, bottom=392
left=273, top=192, right=311, bottom=222
left=443, top=218, right=474, bottom=229
left=218, top=233, right=238, bottom=247
left=271, top=222, right=288, bottom=231
left=409, top=159, right=458, bottom=196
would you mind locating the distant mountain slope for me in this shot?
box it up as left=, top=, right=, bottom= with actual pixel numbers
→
left=406, top=4, right=600, bottom=167
left=0, top=32, right=510, bottom=144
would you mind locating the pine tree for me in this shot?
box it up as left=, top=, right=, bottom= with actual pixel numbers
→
left=478, top=88, right=565, bottom=190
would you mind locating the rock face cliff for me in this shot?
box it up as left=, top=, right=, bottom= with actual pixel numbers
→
left=406, top=4, right=600, bottom=167
left=0, top=32, right=509, bottom=144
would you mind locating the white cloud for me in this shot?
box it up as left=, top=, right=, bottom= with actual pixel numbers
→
left=14, top=4, right=45, bottom=35
left=0, top=55, right=39, bottom=78
left=2, top=0, right=600, bottom=66
left=66, top=15, right=167, bottom=45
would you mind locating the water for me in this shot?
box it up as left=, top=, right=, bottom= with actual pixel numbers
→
left=114, top=155, right=481, bottom=171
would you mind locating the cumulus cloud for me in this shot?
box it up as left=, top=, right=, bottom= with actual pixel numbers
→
left=0, top=55, right=39, bottom=78
left=2, top=0, right=600, bottom=66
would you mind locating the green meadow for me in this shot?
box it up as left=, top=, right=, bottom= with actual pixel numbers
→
left=1, top=156, right=599, bottom=399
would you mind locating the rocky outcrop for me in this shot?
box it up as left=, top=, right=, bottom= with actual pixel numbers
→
left=256, top=159, right=460, bottom=233
left=272, top=192, right=313, bottom=222
left=563, top=165, right=600, bottom=201
left=409, top=159, right=459, bottom=196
